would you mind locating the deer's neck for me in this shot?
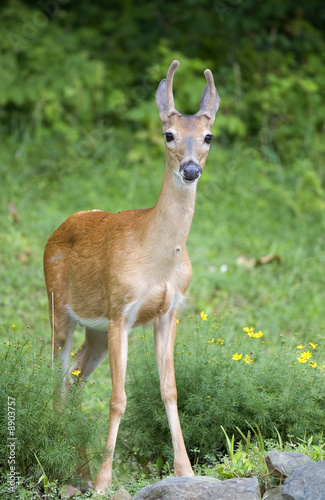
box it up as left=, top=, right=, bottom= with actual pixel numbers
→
left=147, top=165, right=197, bottom=251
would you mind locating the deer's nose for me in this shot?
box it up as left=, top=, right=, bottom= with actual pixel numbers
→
left=180, top=161, right=202, bottom=183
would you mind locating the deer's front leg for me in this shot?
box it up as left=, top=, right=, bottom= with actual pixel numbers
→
left=95, top=320, right=128, bottom=492
left=154, top=310, right=193, bottom=477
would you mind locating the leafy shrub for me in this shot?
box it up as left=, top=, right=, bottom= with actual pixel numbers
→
left=0, top=326, right=103, bottom=493
left=0, top=5, right=116, bottom=136
left=121, top=313, right=325, bottom=468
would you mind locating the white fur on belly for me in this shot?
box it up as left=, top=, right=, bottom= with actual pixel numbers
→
left=66, top=305, right=109, bottom=331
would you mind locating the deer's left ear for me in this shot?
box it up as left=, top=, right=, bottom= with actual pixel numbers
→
left=198, top=83, right=220, bottom=125
left=196, top=68, right=220, bottom=126
left=199, top=84, right=220, bottom=116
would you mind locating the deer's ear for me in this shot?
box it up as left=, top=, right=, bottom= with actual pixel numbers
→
left=156, top=60, right=180, bottom=123
left=198, top=83, right=220, bottom=124
left=156, top=78, right=168, bottom=120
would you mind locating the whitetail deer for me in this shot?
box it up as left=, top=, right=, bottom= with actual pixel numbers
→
left=44, top=60, right=219, bottom=492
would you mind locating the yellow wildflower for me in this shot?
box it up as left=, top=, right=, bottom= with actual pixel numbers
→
left=244, top=327, right=263, bottom=338
left=248, top=331, right=263, bottom=338
left=309, top=362, right=317, bottom=368
left=72, top=369, right=81, bottom=376
left=200, top=311, right=208, bottom=321
left=232, top=353, right=242, bottom=361
left=309, top=342, right=318, bottom=349
left=71, top=352, right=75, bottom=357
left=207, top=338, right=215, bottom=345
left=243, top=354, right=253, bottom=364
left=297, top=345, right=305, bottom=349
left=217, top=338, right=224, bottom=345
left=297, top=356, right=307, bottom=363
left=300, top=351, right=312, bottom=360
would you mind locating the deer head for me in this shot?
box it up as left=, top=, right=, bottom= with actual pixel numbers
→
left=156, top=60, right=220, bottom=186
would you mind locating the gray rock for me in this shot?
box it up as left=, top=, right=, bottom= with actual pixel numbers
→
left=265, top=451, right=314, bottom=479
left=220, top=477, right=262, bottom=499
left=282, top=460, right=325, bottom=500
left=262, top=487, right=285, bottom=499
left=133, top=476, right=221, bottom=500
left=133, top=475, right=261, bottom=500
left=110, top=489, right=133, bottom=500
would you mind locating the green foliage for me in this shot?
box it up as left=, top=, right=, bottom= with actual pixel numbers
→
left=0, top=5, right=115, bottom=138
left=0, top=327, right=103, bottom=494
left=2, top=1, right=325, bottom=165
left=293, top=435, right=325, bottom=462
left=121, top=315, right=325, bottom=468
left=97, top=475, right=161, bottom=498
left=210, top=426, right=262, bottom=480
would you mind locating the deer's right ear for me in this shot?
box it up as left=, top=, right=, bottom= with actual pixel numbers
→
left=156, top=60, right=180, bottom=123
left=156, top=78, right=168, bottom=121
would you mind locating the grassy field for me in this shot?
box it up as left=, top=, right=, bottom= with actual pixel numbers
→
left=1, top=130, right=324, bottom=338
left=1, top=121, right=325, bottom=398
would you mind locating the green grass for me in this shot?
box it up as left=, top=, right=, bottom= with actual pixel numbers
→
left=1, top=134, right=325, bottom=338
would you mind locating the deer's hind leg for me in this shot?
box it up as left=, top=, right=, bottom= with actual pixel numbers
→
left=73, top=328, right=108, bottom=381
left=48, top=293, right=77, bottom=381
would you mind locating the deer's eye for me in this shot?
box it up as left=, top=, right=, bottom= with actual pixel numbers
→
left=164, top=132, right=174, bottom=142
left=204, top=134, right=213, bottom=144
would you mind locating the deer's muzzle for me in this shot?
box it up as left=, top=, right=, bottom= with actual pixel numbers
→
left=180, top=161, right=202, bottom=183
